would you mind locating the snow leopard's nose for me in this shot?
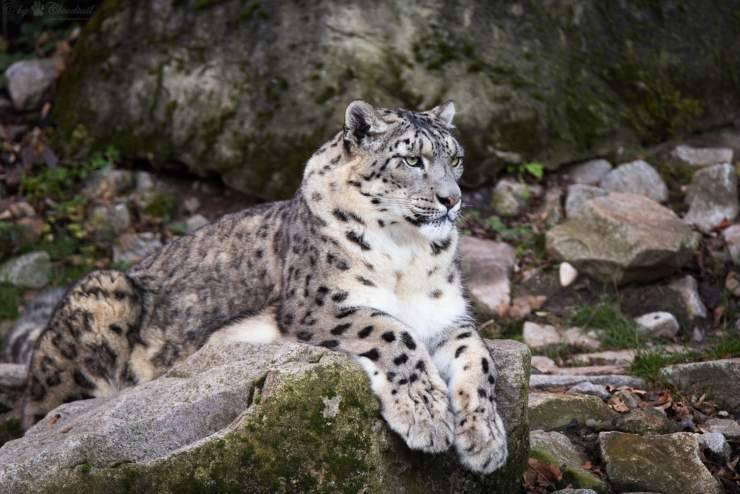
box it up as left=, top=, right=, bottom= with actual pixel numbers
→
left=436, top=193, right=461, bottom=210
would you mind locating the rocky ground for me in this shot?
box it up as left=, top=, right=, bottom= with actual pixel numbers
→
left=0, top=8, right=739, bottom=494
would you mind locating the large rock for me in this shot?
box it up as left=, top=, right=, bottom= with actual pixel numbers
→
left=599, top=432, right=722, bottom=494
left=528, top=393, right=617, bottom=431
left=546, top=193, right=700, bottom=284
left=683, top=163, right=739, bottom=233
left=0, top=339, right=530, bottom=493
left=55, top=0, right=740, bottom=199
left=672, top=144, right=733, bottom=167
left=564, top=184, right=608, bottom=218
left=460, top=236, right=516, bottom=317
left=5, top=58, right=59, bottom=111
left=0, top=251, right=51, bottom=289
left=564, top=159, right=612, bottom=186
left=598, top=160, right=668, bottom=203
left=660, top=358, right=740, bottom=412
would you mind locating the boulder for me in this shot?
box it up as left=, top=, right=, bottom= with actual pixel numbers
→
left=0, top=339, right=530, bottom=493
left=459, top=236, right=516, bottom=317
left=564, top=184, right=608, bottom=218
left=529, top=430, right=607, bottom=493
left=633, top=312, right=679, bottom=339
left=659, top=358, right=740, bottom=412
left=598, top=160, right=668, bottom=203
left=546, top=193, right=700, bottom=284
left=564, top=159, right=612, bottom=186
left=528, top=393, right=617, bottom=431
left=667, top=275, right=708, bottom=321
left=599, top=432, right=722, bottom=494
left=704, top=418, right=740, bottom=440
left=5, top=58, right=59, bottom=111
left=54, top=0, right=740, bottom=199
left=683, top=163, right=739, bottom=233
left=490, top=179, right=542, bottom=217
left=0, top=251, right=51, bottom=289
left=612, top=408, right=678, bottom=435
left=697, top=432, right=731, bottom=462
left=672, top=144, right=733, bottom=167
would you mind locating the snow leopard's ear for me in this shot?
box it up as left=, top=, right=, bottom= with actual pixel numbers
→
left=344, top=100, right=388, bottom=145
left=427, top=101, right=456, bottom=128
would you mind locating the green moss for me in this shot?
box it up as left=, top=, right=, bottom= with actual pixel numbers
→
left=194, top=0, right=227, bottom=10
left=0, top=284, right=23, bottom=320
left=142, top=192, right=178, bottom=222
left=0, top=222, right=37, bottom=260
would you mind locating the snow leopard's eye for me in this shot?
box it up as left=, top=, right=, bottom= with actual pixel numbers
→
left=451, top=157, right=463, bottom=167
left=403, top=156, right=423, bottom=168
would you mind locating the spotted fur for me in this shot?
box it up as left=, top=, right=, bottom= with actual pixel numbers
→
left=19, top=101, right=507, bottom=474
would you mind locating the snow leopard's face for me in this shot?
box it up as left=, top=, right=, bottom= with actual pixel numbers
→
left=343, top=101, right=464, bottom=239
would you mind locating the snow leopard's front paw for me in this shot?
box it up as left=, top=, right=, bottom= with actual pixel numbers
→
left=453, top=389, right=508, bottom=474
left=380, top=374, right=454, bottom=453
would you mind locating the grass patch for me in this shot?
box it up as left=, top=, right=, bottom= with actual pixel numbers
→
left=569, top=298, right=640, bottom=349
left=630, top=349, right=697, bottom=383
left=706, top=336, right=740, bottom=360
left=0, top=284, right=24, bottom=320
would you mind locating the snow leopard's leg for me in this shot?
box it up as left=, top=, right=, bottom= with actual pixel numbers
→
left=20, top=270, right=143, bottom=430
left=430, top=319, right=507, bottom=474
left=286, top=307, right=454, bottom=453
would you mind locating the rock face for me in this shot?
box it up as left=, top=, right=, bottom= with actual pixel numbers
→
left=5, top=58, right=58, bottom=111
left=598, top=160, right=668, bottom=203
left=599, top=432, right=722, bottom=494
left=459, top=236, right=516, bottom=317
left=546, top=193, right=700, bottom=284
left=529, top=430, right=607, bottom=493
left=0, top=251, right=51, bottom=288
left=683, top=163, right=739, bottom=232
left=660, top=358, right=740, bottom=412
left=0, top=339, right=530, bottom=493
left=55, top=0, right=740, bottom=199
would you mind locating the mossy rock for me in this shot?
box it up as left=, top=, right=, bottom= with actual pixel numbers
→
left=0, top=340, right=530, bottom=493
left=54, top=0, right=740, bottom=199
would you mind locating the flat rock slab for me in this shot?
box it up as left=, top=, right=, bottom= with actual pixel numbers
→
left=0, top=339, right=530, bottom=493
left=529, top=393, right=617, bottom=431
left=546, top=193, right=700, bottom=284
left=599, top=432, right=722, bottom=494
left=530, top=374, right=645, bottom=390
left=660, top=358, right=740, bottom=412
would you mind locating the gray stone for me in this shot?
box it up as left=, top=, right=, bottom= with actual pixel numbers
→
left=491, top=179, right=542, bottom=217
left=0, top=251, right=51, bottom=289
left=724, top=224, right=740, bottom=266
left=523, top=321, right=560, bottom=350
left=88, top=202, right=132, bottom=241
left=0, top=339, right=530, bottom=492
left=568, top=350, right=635, bottom=367
left=113, top=232, right=163, bottom=264
left=599, top=160, right=668, bottom=203
left=3, top=287, right=66, bottom=365
left=460, top=236, right=516, bottom=317
left=567, top=382, right=611, bottom=400
left=599, top=432, right=722, bottom=494
left=529, top=430, right=607, bottom=493
left=634, top=312, right=679, bottom=339
left=547, top=193, right=700, bottom=284
left=697, top=432, right=731, bottom=461
left=538, top=186, right=564, bottom=226
left=613, top=408, right=677, bottom=435
left=673, top=144, right=733, bottom=167
left=668, top=275, right=708, bottom=320
left=183, top=197, right=200, bottom=214
left=561, top=327, right=601, bottom=351
left=565, top=159, right=613, bottom=186
left=704, top=418, right=740, bottom=440
left=530, top=374, right=645, bottom=390
left=135, top=171, right=155, bottom=192
left=564, top=184, right=608, bottom=218
left=552, top=490, right=599, bottom=494
left=185, top=214, right=209, bottom=233
left=5, top=58, right=58, bottom=111
left=683, top=163, right=739, bottom=233
left=82, top=166, right=135, bottom=200
left=660, top=359, right=740, bottom=412
left=528, top=392, right=617, bottom=431
left=531, top=355, right=558, bottom=373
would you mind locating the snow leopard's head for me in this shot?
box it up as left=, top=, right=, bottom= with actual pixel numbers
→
left=340, top=100, right=464, bottom=240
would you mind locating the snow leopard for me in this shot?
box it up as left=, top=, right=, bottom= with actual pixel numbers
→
left=20, top=100, right=507, bottom=474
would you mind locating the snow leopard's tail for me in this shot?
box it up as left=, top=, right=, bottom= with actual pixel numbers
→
left=20, top=270, right=143, bottom=430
